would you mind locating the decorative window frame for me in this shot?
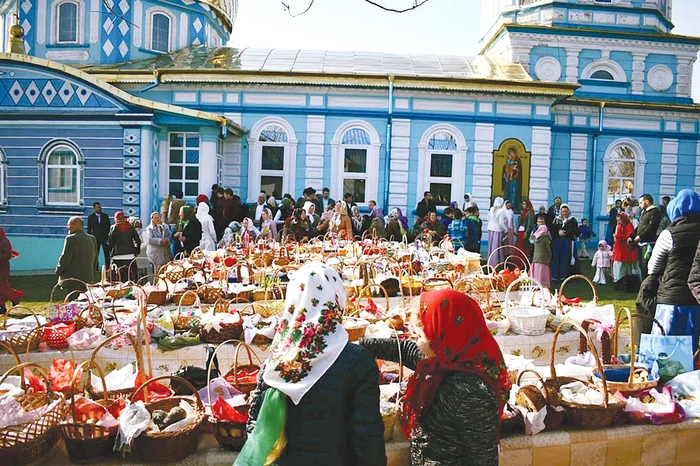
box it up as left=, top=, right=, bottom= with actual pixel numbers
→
left=145, top=7, right=176, bottom=53
left=417, top=123, right=468, bottom=209
left=600, top=138, right=647, bottom=215
left=247, top=117, right=297, bottom=203
left=330, top=120, right=381, bottom=207
left=0, top=146, right=7, bottom=209
left=51, top=0, right=85, bottom=45
left=581, top=59, right=627, bottom=82
left=168, top=132, right=200, bottom=198
left=37, top=138, right=85, bottom=211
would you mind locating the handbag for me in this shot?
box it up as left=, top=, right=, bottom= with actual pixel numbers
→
left=171, top=344, right=221, bottom=394
left=639, top=334, right=694, bottom=384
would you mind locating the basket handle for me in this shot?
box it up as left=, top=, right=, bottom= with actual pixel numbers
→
left=422, top=277, right=454, bottom=291
left=0, top=362, right=51, bottom=394
left=357, top=283, right=390, bottom=318
left=0, top=341, right=21, bottom=367
left=129, top=374, right=204, bottom=410
left=206, top=339, right=241, bottom=408
left=516, top=368, right=549, bottom=402
left=503, top=277, right=546, bottom=314
left=76, top=304, right=104, bottom=330
left=550, top=319, right=609, bottom=407
left=63, top=290, right=92, bottom=305
left=558, top=274, right=599, bottom=311
left=137, top=274, right=167, bottom=289
left=579, top=319, right=602, bottom=355
left=486, top=245, right=520, bottom=269
left=69, top=360, right=109, bottom=422
left=2, top=305, right=42, bottom=331
left=610, top=307, right=636, bottom=385
left=232, top=341, right=263, bottom=384
left=176, top=290, right=202, bottom=312
left=88, top=332, right=141, bottom=379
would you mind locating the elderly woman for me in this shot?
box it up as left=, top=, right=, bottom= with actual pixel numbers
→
left=649, top=189, right=700, bottom=351
left=321, top=200, right=353, bottom=239
left=350, top=205, right=364, bottom=236
left=108, top=212, right=141, bottom=282
left=385, top=207, right=409, bottom=241
left=238, top=262, right=386, bottom=465
left=359, top=290, right=508, bottom=465
left=173, top=206, right=201, bottom=255
left=303, top=201, right=320, bottom=231
left=551, top=204, right=580, bottom=281
left=146, top=212, right=172, bottom=274
left=196, top=199, right=217, bottom=251
left=217, top=221, right=241, bottom=249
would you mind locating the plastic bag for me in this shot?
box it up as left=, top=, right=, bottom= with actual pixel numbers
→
left=212, top=397, right=249, bottom=423
left=131, top=371, right=171, bottom=403
left=115, top=401, right=151, bottom=452
left=42, top=321, right=76, bottom=350
left=92, top=363, right=135, bottom=393
left=46, top=303, right=80, bottom=324
left=639, top=334, right=693, bottom=384
left=68, top=327, right=105, bottom=350
left=71, top=395, right=119, bottom=428
left=622, top=387, right=685, bottom=425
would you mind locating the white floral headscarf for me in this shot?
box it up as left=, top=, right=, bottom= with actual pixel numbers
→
left=263, top=261, right=348, bottom=405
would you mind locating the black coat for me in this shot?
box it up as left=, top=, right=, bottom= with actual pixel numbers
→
left=657, top=215, right=700, bottom=306
left=107, top=225, right=140, bottom=258
left=87, top=212, right=111, bottom=243
left=415, top=199, right=436, bottom=221
left=690, top=241, right=700, bottom=304
left=181, top=218, right=202, bottom=254
left=635, top=206, right=662, bottom=243
left=247, top=343, right=386, bottom=466
left=359, top=338, right=499, bottom=466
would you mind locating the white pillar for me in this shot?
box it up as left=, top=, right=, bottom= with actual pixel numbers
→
left=388, top=119, right=411, bottom=218
left=565, top=47, right=582, bottom=84
left=631, top=52, right=647, bottom=95
left=659, top=139, right=678, bottom=198
left=305, top=116, right=325, bottom=191
left=199, top=127, right=219, bottom=198
left=139, top=126, right=152, bottom=224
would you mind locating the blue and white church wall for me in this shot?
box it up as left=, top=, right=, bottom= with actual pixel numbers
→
left=2, top=0, right=232, bottom=65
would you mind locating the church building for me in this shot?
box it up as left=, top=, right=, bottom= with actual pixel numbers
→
left=0, top=0, right=699, bottom=270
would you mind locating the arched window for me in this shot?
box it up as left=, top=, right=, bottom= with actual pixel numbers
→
left=602, top=139, right=646, bottom=214
left=331, top=121, right=381, bottom=206
left=590, top=70, right=615, bottom=80
left=151, top=13, right=171, bottom=53
left=418, top=124, right=468, bottom=207
left=41, top=141, right=83, bottom=206
left=247, top=118, right=297, bottom=202
left=52, top=0, right=84, bottom=45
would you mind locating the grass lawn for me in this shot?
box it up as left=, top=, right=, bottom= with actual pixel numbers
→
left=6, top=260, right=636, bottom=316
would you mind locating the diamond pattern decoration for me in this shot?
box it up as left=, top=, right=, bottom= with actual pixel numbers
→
left=193, top=18, right=203, bottom=33
left=58, top=81, right=75, bottom=104
left=118, top=41, right=128, bottom=58
left=24, top=81, right=40, bottom=105
left=102, top=39, right=114, bottom=57
left=8, top=81, right=24, bottom=104
left=124, top=170, right=139, bottom=180
left=21, top=18, right=31, bottom=35
left=118, top=0, right=129, bottom=13
left=118, top=20, right=129, bottom=36
left=123, top=182, right=138, bottom=193
left=123, top=194, right=139, bottom=205
left=123, top=157, right=139, bottom=168
left=124, top=207, right=139, bottom=216
left=103, top=17, right=114, bottom=35
left=124, top=146, right=139, bottom=156
left=21, top=0, right=31, bottom=14
left=41, top=81, right=56, bottom=104
left=124, top=131, right=139, bottom=143
left=76, top=86, right=92, bottom=105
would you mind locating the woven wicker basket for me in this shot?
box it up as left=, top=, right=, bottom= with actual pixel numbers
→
left=199, top=317, right=243, bottom=344
left=87, top=332, right=141, bottom=400
left=0, top=363, right=69, bottom=466
left=137, top=275, right=169, bottom=306
left=503, top=277, right=549, bottom=336
left=199, top=284, right=225, bottom=304
left=60, top=360, right=119, bottom=464
left=223, top=342, right=263, bottom=394
left=0, top=306, right=43, bottom=354
left=129, top=375, right=205, bottom=463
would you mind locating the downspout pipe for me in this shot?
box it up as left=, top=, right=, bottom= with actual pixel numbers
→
left=589, top=102, right=605, bottom=230
left=384, top=75, right=395, bottom=212
left=140, top=70, right=161, bottom=93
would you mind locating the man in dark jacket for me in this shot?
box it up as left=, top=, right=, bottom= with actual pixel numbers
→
left=606, top=199, right=622, bottom=248
left=545, top=196, right=563, bottom=230
left=55, top=216, right=97, bottom=292
left=631, top=194, right=662, bottom=278
left=296, top=187, right=316, bottom=209
left=315, top=187, right=335, bottom=214
left=87, top=202, right=110, bottom=271
left=415, top=191, right=436, bottom=225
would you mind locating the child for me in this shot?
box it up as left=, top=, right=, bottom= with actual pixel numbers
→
left=464, top=206, right=482, bottom=254
left=531, top=223, right=552, bottom=289
left=448, top=210, right=467, bottom=252
left=591, top=240, right=613, bottom=285
left=578, top=218, right=596, bottom=259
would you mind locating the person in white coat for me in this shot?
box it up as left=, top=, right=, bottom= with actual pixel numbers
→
left=196, top=201, right=217, bottom=251
left=487, top=197, right=507, bottom=267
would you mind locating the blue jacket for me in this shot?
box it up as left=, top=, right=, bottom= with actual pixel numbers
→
left=448, top=220, right=467, bottom=250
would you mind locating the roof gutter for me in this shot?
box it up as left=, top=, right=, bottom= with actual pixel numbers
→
left=139, top=69, right=161, bottom=93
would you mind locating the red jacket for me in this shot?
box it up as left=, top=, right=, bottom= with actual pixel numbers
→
left=613, top=223, right=637, bottom=262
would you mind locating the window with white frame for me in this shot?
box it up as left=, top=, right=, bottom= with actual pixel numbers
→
left=417, top=124, right=467, bottom=209
left=0, top=147, right=6, bottom=206
left=152, top=13, right=171, bottom=53
left=216, top=138, right=224, bottom=186
left=247, top=118, right=297, bottom=203
left=45, top=145, right=80, bottom=205
left=52, top=0, right=84, bottom=45
left=581, top=60, right=626, bottom=82
left=602, top=139, right=647, bottom=215
left=340, top=128, right=371, bottom=204
left=168, top=133, right=200, bottom=198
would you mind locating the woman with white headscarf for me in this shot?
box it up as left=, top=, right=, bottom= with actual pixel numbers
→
left=320, top=200, right=353, bottom=239
left=303, top=201, right=320, bottom=230
left=146, top=212, right=171, bottom=274
left=241, top=217, right=260, bottom=246
left=217, top=221, right=241, bottom=249
left=260, top=208, right=277, bottom=241
left=350, top=205, right=363, bottom=236
left=487, top=197, right=506, bottom=267
left=236, top=261, right=386, bottom=466
left=196, top=200, right=217, bottom=251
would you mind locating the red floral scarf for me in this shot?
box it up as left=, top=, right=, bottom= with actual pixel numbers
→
left=402, top=289, right=510, bottom=438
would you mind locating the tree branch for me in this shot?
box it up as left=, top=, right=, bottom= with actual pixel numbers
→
left=283, top=0, right=432, bottom=16
left=101, top=0, right=136, bottom=27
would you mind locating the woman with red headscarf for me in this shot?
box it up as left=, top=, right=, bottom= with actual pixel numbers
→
left=516, top=199, right=535, bottom=258
left=0, top=228, right=23, bottom=314
left=360, top=290, right=509, bottom=465
left=612, top=212, right=640, bottom=283
left=108, top=212, right=141, bottom=282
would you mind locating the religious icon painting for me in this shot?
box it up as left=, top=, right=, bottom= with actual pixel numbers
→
left=491, top=138, right=531, bottom=214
